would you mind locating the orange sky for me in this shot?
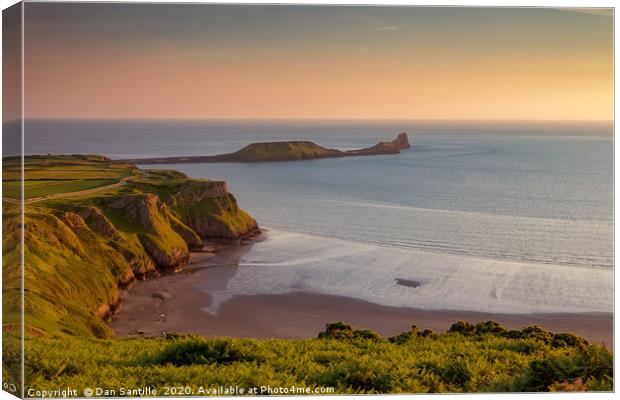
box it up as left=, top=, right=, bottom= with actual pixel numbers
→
left=20, top=5, right=614, bottom=121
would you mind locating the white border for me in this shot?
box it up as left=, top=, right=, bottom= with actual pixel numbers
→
left=0, top=1, right=616, bottom=400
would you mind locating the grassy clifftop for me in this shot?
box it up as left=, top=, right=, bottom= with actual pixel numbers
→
left=215, top=141, right=340, bottom=162
left=2, top=156, right=259, bottom=338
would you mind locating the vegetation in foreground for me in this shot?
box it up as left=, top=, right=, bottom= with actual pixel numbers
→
left=10, top=321, right=612, bottom=395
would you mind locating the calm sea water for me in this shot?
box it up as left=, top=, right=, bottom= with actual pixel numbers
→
left=20, top=119, right=614, bottom=313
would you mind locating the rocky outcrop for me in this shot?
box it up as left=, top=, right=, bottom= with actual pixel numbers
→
left=109, top=194, right=190, bottom=270
left=138, top=234, right=189, bottom=270
left=172, top=181, right=229, bottom=207
left=79, top=205, right=157, bottom=279
left=180, top=195, right=259, bottom=239
left=78, top=207, right=123, bottom=241
left=172, top=186, right=260, bottom=240
left=393, top=132, right=410, bottom=149
left=119, top=133, right=412, bottom=164
left=109, top=194, right=164, bottom=234
left=345, top=133, right=410, bottom=156
left=168, top=216, right=203, bottom=251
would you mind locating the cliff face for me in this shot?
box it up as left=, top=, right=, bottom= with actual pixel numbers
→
left=10, top=166, right=259, bottom=338
left=393, top=132, right=410, bottom=149
left=345, top=133, right=410, bottom=156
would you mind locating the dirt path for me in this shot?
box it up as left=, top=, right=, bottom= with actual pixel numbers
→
left=2, top=175, right=134, bottom=205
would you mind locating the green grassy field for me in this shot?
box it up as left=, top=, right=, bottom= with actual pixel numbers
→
left=2, top=155, right=134, bottom=199
left=3, top=179, right=120, bottom=199
left=11, top=322, right=613, bottom=395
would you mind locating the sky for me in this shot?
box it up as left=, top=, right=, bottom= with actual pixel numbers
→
left=16, top=4, right=614, bottom=121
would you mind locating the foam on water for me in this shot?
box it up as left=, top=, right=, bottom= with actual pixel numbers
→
left=202, top=229, right=613, bottom=315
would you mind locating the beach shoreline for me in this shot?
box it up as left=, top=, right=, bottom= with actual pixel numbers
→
left=110, top=244, right=613, bottom=346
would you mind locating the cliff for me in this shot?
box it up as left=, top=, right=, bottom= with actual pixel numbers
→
left=3, top=158, right=259, bottom=338
left=120, top=133, right=411, bottom=164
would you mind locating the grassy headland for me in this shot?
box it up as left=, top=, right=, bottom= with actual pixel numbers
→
left=3, top=155, right=259, bottom=338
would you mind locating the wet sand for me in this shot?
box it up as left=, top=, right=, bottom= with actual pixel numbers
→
left=110, top=246, right=613, bottom=347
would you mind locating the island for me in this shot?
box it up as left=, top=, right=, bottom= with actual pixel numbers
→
left=119, top=132, right=411, bottom=164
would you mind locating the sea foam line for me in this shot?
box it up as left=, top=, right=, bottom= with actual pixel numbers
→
left=201, top=228, right=613, bottom=316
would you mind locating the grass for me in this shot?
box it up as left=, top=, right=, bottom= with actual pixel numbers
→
left=3, top=179, right=119, bottom=199
left=15, top=322, right=612, bottom=394
left=2, top=155, right=134, bottom=199
left=224, top=141, right=335, bottom=161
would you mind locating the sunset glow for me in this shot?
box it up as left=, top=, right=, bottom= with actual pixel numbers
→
left=22, top=5, right=613, bottom=121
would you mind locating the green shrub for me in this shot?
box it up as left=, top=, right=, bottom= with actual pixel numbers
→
left=552, top=333, right=589, bottom=349
left=316, top=359, right=395, bottom=393
left=352, top=329, right=382, bottom=341
left=513, top=346, right=612, bottom=392
left=439, top=357, right=471, bottom=388
left=389, top=326, right=435, bottom=344
left=520, top=326, right=553, bottom=344
left=318, top=323, right=382, bottom=342
left=502, top=330, right=525, bottom=340
left=475, top=320, right=506, bottom=335
left=151, top=338, right=261, bottom=366
left=448, top=321, right=476, bottom=336
left=318, top=322, right=354, bottom=339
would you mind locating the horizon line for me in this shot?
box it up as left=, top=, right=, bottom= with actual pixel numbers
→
left=4, top=117, right=614, bottom=124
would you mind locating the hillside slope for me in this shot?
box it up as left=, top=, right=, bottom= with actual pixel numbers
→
left=2, top=156, right=259, bottom=338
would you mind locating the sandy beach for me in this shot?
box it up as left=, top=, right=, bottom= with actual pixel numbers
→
left=110, top=244, right=613, bottom=346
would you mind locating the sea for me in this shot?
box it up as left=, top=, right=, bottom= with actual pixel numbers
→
left=19, top=119, right=614, bottom=314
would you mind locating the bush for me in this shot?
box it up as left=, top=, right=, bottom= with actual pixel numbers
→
left=389, top=326, right=435, bottom=344
left=513, top=346, right=612, bottom=392
left=501, top=330, right=524, bottom=340
left=520, top=326, right=553, bottom=344
left=448, top=321, right=476, bottom=336
left=318, top=322, right=354, bottom=339
left=316, top=360, right=395, bottom=392
left=440, top=358, right=471, bottom=388
left=151, top=337, right=260, bottom=366
left=319, top=323, right=382, bottom=341
left=552, top=333, right=588, bottom=349
left=475, top=320, right=506, bottom=335
left=353, top=329, right=382, bottom=341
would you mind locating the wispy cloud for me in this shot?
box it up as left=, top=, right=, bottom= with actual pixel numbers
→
left=375, top=26, right=400, bottom=31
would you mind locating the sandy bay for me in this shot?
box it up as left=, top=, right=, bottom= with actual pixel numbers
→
left=110, top=243, right=613, bottom=347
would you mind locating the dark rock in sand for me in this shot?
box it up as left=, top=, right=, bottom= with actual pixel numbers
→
left=395, top=278, right=422, bottom=288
